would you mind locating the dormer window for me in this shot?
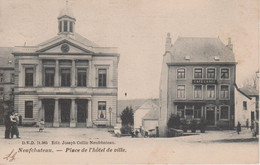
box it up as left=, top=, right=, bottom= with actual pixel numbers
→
left=64, top=20, right=68, bottom=32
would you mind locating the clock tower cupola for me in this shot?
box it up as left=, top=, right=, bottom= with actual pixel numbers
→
left=58, top=0, right=76, bottom=35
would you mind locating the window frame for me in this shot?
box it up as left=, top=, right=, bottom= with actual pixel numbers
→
left=44, top=67, right=55, bottom=87
left=25, top=67, right=34, bottom=87
left=98, top=101, right=106, bottom=119
left=177, top=85, right=186, bottom=99
left=176, top=68, right=186, bottom=79
left=220, top=84, right=230, bottom=100
left=0, top=73, right=3, bottom=83
left=206, top=84, right=216, bottom=99
left=220, top=105, right=230, bottom=120
left=25, top=101, right=33, bottom=119
left=206, top=67, right=216, bottom=79
left=64, top=20, right=68, bottom=32
left=98, top=68, right=107, bottom=88
left=77, top=68, right=87, bottom=87
left=193, top=67, right=203, bottom=79
left=243, top=101, right=247, bottom=110
left=193, top=85, right=203, bottom=100
left=220, top=68, right=230, bottom=80
left=60, top=68, right=71, bottom=87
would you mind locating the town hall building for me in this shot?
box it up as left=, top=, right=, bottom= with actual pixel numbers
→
left=12, top=6, right=119, bottom=127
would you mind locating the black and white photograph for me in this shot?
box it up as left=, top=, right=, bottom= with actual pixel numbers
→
left=0, top=0, right=259, bottom=164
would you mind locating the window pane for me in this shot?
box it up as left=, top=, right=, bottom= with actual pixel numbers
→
left=25, top=68, right=34, bottom=87
left=45, top=68, right=55, bottom=87
left=25, top=101, right=33, bottom=118
left=194, top=68, right=202, bottom=78
left=177, top=68, right=185, bottom=79
left=61, top=69, right=71, bottom=86
left=194, top=85, right=202, bottom=98
left=98, top=101, right=106, bottom=119
left=221, top=69, right=229, bottom=79
left=70, top=21, right=73, bottom=32
left=207, top=85, right=215, bottom=98
left=98, top=69, right=107, bottom=87
left=177, top=105, right=184, bottom=118
left=77, top=69, right=87, bottom=87
left=59, top=21, right=62, bottom=32
left=194, top=105, right=201, bottom=118
left=243, top=101, right=247, bottom=110
left=220, top=85, right=229, bottom=98
left=220, top=106, right=229, bottom=119
left=207, top=68, right=215, bottom=78
left=177, top=85, right=185, bottom=98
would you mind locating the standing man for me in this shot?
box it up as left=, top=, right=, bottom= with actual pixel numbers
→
left=4, top=111, right=11, bottom=139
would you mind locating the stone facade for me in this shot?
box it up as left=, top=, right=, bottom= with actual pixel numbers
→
left=12, top=7, right=119, bottom=127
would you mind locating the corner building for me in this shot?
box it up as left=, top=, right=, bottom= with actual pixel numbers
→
left=13, top=7, right=119, bottom=127
left=159, top=34, right=236, bottom=136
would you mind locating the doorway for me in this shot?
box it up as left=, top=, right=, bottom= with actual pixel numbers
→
left=44, top=99, right=54, bottom=124
left=60, top=100, right=71, bottom=124
left=206, top=106, right=215, bottom=125
left=77, top=99, right=87, bottom=123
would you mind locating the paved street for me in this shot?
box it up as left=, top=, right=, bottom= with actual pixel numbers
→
left=0, top=126, right=258, bottom=164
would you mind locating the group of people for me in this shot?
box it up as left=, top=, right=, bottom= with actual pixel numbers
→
left=4, top=111, right=20, bottom=139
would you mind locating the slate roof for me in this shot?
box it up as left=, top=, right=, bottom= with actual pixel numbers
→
left=143, top=109, right=159, bottom=120
left=37, top=33, right=98, bottom=47
left=239, top=86, right=259, bottom=97
left=0, top=47, right=14, bottom=68
left=169, top=37, right=235, bottom=63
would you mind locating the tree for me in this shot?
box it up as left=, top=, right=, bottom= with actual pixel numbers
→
left=120, top=106, right=134, bottom=126
left=167, top=114, right=181, bottom=129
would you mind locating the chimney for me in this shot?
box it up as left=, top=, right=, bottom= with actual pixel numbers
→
left=227, top=37, right=233, bottom=51
left=165, top=33, right=172, bottom=52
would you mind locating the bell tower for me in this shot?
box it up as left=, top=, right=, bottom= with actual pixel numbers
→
left=58, top=0, right=76, bottom=35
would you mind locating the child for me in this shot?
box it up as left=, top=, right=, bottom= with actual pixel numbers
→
left=39, top=119, right=44, bottom=132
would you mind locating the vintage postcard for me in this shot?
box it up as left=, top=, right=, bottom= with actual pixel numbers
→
left=0, top=0, right=259, bottom=164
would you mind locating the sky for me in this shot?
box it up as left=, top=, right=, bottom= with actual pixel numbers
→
left=0, top=0, right=259, bottom=100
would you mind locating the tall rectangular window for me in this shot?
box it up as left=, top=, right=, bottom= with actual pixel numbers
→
left=177, top=105, right=184, bottom=118
left=194, top=105, right=201, bottom=118
left=69, top=21, right=73, bottom=32
left=44, top=68, right=55, bottom=87
left=25, top=101, right=33, bottom=118
left=194, top=85, right=202, bottom=98
left=220, top=85, right=229, bottom=99
left=25, top=68, right=34, bottom=87
left=0, top=87, right=3, bottom=96
left=11, top=73, right=15, bottom=84
left=61, top=69, right=71, bottom=87
left=194, top=68, right=202, bottom=78
left=243, top=101, right=247, bottom=110
left=221, top=68, right=229, bottom=79
left=220, top=106, right=229, bottom=119
left=64, top=20, right=68, bottom=32
left=207, top=68, right=215, bottom=79
left=207, top=85, right=215, bottom=98
left=177, top=68, right=185, bottom=79
left=98, top=101, right=106, bottom=119
left=177, top=85, right=185, bottom=98
left=77, top=68, right=87, bottom=87
left=0, top=73, right=3, bottom=83
left=98, top=69, right=107, bottom=87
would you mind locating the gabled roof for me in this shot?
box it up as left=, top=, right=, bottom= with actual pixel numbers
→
left=239, top=85, right=259, bottom=97
left=235, top=84, right=252, bottom=100
left=169, top=37, right=235, bottom=63
left=143, top=109, right=159, bottom=120
left=0, top=47, right=14, bottom=68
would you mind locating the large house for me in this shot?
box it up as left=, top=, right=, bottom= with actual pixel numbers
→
left=0, top=47, right=15, bottom=124
left=12, top=6, right=119, bottom=127
left=159, top=34, right=237, bottom=136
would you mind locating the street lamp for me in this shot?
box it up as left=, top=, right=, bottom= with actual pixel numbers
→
left=109, top=107, right=112, bottom=128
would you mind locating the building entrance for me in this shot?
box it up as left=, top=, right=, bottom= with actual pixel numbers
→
left=77, top=100, right=87, bottom=123
left=44, top=99, right=54, bottom=123
left=60, top=100, right=71, bottom=125
left=206, top=106, right=215, bottom=125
